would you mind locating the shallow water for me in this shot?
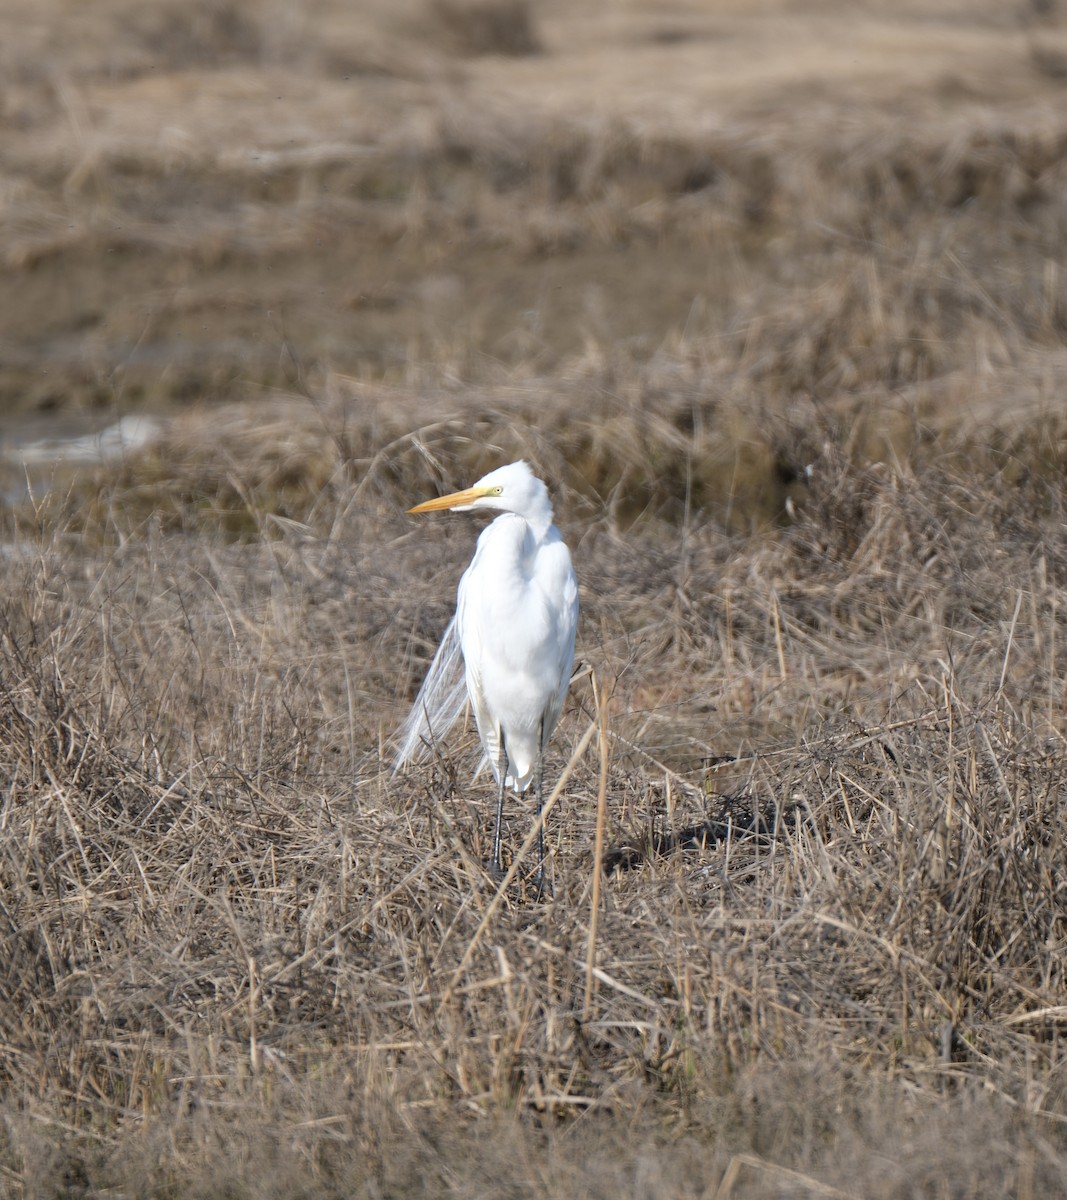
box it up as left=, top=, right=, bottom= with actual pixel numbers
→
left=0, top=413, right=163, bottom=505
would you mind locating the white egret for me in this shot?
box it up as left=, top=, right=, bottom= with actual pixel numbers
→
left=394, top=460, right=579, bottom=889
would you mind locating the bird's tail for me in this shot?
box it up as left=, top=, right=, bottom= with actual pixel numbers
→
left=392, top=617, right=468, bottom=774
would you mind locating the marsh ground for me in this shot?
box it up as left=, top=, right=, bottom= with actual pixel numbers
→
left=4, top=1, right=1067, bottom=1196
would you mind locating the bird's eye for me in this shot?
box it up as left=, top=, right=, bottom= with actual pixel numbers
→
left=492, top=486, right=504, bottom=495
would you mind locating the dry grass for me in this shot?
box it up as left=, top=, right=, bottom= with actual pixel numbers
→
left=5, top=0, right=1067, bottom=1195
left=429, top=0, right=543, bottom=57
left=3, top=395, right=1067, bottom=1196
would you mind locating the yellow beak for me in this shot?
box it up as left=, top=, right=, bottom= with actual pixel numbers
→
left=407, top=485, right=491, bottom=515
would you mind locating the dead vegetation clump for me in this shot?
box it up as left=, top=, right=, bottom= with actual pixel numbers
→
left=1, top=399, right=1067, bottom=1194
left=428, top=0, right=543, bottom=58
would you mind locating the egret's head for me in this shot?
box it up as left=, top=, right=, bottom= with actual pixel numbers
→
left=407, top=460, right=553, bottom=526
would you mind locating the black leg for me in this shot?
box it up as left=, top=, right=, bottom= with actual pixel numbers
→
left=491, top=731, right=507, bottom=878
left=532, top=717, right=548, bottom=899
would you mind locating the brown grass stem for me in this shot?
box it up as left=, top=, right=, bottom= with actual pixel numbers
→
left=583, top=672, right=610, bottom=1017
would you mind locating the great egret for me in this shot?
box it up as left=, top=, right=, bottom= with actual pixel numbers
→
left=394, top=460, right=579, bottom=889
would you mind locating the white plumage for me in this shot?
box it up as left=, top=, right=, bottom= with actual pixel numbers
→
left=394, top=460, right=579, bottom=883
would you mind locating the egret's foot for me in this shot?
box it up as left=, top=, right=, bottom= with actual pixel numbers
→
left=486, top=857, right=506, bottom=882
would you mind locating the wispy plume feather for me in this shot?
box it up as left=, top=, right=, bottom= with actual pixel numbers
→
left=393, top=617, right=468, bottom=773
